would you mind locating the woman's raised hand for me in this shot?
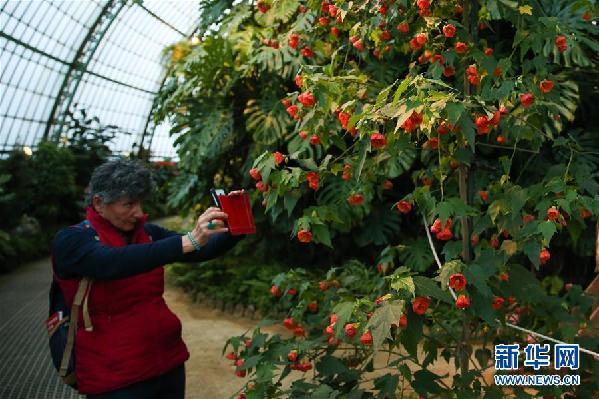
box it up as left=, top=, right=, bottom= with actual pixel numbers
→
left=191, top=206, right=229, bottom=246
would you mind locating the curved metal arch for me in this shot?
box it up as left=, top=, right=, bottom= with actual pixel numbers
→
left=43, top=0, right=126, bottom=142
left=134, top=27, right=199, bottom=158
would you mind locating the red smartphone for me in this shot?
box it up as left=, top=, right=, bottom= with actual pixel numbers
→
left=217, top=191, right=256, bottom=235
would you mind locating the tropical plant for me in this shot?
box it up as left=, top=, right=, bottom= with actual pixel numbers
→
left=157, top=0, right=599, bottom=397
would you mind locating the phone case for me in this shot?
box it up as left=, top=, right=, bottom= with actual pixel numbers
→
left=217, top=191, right=256, bottom=235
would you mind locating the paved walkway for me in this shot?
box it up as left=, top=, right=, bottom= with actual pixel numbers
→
left=0, top=255, right=280, bottom=399
left=0, top=258, right=83, bottom=399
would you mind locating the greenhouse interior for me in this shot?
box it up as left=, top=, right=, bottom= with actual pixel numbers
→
left=0, top=0, right=598, bottom=398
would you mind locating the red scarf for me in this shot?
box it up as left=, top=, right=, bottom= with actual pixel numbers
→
left=85, top=206, right=150, bottom=246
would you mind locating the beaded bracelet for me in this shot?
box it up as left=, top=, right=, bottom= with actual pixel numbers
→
left=186, top=231, right=202, bottom=251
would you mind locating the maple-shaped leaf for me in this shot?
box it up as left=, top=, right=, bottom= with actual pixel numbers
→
left=366, top=300, right=404, bottom=351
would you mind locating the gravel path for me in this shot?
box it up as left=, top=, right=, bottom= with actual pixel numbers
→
left=164, top=284, right=281, bottom=399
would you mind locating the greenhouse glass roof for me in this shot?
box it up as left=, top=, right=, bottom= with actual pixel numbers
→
left=0, top=0, right=200, bottom=159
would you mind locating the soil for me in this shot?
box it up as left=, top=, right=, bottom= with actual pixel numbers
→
left=163, top=283, right=284, bottom=399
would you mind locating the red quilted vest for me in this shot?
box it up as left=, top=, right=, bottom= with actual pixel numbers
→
left=54, top=207, right=189, bottom=394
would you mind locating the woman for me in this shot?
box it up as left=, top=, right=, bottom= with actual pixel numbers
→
left=52, top=159, right=242, bottom=398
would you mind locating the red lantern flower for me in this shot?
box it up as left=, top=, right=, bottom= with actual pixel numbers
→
left=455, top=294, right=470, bottom=309
left=338, top=111, right=350, bottom=129
left=298, top=92, right=315, bottom=107
left=484, top=47, right=494, bottom=56
left=283, top=317, right=296, bottom=329
left=539, top=80, right=554, bottom=93
left=309, top=135, right=320, bottom=145
left=475, top=116, right=490, bottom=135
left=546, top=206, right=560, bottom=221
left=256, top=181, right=269, bottom=192
left=295, top=74, right=303, bottom=88
left=412, top=296, right=431, bottom=315
left=347, top=194, right=364, bottom=205
left=271, top=285, right=281, bottom=297
left=297, top=229, right=313, bottom=243
left=352, top=39, right=365, bottom=50
left=448, top=273, right=467, bottom=291
left=520, top=93, right=535, bottom=107
left=398, top=314, right=408, bottom=328
left=443, top=66, right=456, bottom=77
left=401, top=111, right=423, bottom=132
left=344, top=323, right=357, bottom=338
left=330, top=27, right=340, bottom=37
left=417, top=0, right=430, bottom=10
left=397, top=22, right=410, bottom=33
left=442, top=24, right=456, bottom=38
left=288, top=33, right=299, bottom=49
left=293, top=326, right=305, bottom=337
left=300, top=47, right=314, bottom=57
left=539, top=248, right=551, bottom=265
left=306, top=171, right=319, bottom=191
left=342, top=164, right=352, bottom=181
left=436, top=228, right=453, bottom=241
left=555, top=35, right=567, bottom=53
left=455, top=42, right=467, bottom=54
left=370, top=132, right=386, bottom=149
left=274, top=151, right=284, bottom=166
left=328, top=4, right=338, bottom=16
left=360, top=331, right=373, bottom=345
left=249, top=168, right=261, bottom=181
left=397, top=200, right=412, bottom=214
left=492, top=296, right=505, bottom=310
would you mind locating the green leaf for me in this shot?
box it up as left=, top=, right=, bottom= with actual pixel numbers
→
left=332, top=301, right=355, bottom=336
left=393, top=76, right=411, bottom=104
left=436, top=201, right=454, bottom=222
left=523, top=240, right=542, bottom=269
left=390, top=275, right=416, bottom=297
left=312, top=224, right=333, bottom=247
left=458, top=114, right=476, bottom=151
left=284, top=190, right=301, bottom=216
left=397, top=238, right=435, bottom=272
left=445, top=102, right=465, bottom=125
left=475, top=348, right=493, bottom=369
left=412, top=369, right=442, bottom=395
left=413, top=276, right=453, bottom=304
left=239, top=355, right=262, bottom=370
left=316, top=355, right=349, bottom=376
left=366, top=300, right=404, bottom=351
left=488, top=199, right=510, bottom=223
left=537, top=221, right=557, bottom=243
left=374, top=374, right=399, bottom=399
left=438, top=260, right=464, bottom=290
left=463, top=262, right=497, bottom=298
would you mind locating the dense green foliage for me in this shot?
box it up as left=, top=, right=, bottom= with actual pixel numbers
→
left=0, top=109, right=175, bottom=271
left=156, top=0, right=599, bottom=397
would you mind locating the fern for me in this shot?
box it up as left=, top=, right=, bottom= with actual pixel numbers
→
left=244, top=98, right=288, bottom=145
left=254, top=0, right=300, bottom=26
left=396, top=238, right=436, bottom=273
left=354, top=206, right=401, bottom=247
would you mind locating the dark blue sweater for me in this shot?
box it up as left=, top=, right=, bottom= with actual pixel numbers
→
left=53, top=223, right=242, bottom=280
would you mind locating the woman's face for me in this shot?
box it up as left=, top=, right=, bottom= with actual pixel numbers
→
left=93, top=196, right=144, bottom=232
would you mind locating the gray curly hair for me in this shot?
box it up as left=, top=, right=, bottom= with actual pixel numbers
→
left=87, top=159, right=155, bottom=205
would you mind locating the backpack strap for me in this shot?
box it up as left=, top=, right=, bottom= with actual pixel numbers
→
left=58, top=219, right=95, bottom=381
left=76, top=219, right=94, bottom=332
left=59, top=277, right=91, bottom=378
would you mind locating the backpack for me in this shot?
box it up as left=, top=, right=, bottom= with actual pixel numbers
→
left=47, top=220, right=94, bottom=388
